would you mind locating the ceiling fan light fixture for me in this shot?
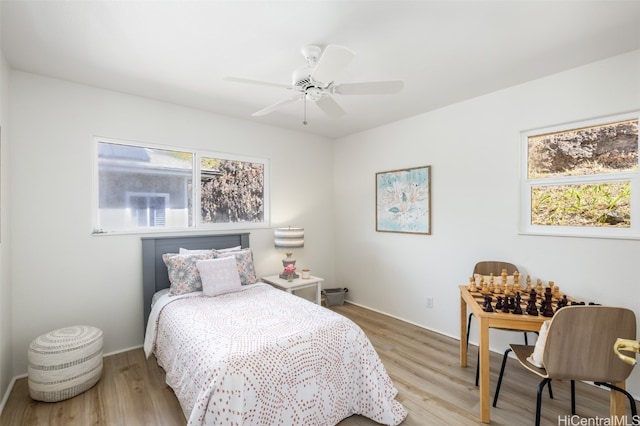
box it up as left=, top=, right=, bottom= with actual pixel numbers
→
left=305, top=87, right=323, bottom=101
left=225, top=44, right=404, bottom=120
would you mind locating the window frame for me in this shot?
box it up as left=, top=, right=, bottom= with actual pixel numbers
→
left=519, top=111, right=640, bottom=240
left=92, top=136, right=270, bottom=235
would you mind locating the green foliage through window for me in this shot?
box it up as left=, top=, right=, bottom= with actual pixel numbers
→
left=521, top=112, right=639, bottom=238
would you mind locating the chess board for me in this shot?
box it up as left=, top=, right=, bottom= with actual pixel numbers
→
left=467, top=287, right=582, bottom=317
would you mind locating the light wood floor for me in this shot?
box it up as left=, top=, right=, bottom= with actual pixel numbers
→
left=1, top=302, right=632, bottom=425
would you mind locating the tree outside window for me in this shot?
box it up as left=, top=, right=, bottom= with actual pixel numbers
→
left=95, top=139, right=269, bottom=233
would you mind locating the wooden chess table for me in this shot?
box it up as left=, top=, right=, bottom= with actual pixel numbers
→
left=459, top=285, right=629, bottom=423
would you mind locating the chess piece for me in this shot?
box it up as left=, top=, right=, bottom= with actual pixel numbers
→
left=480, top=277, right=489, bottom=295
left=501, top=269, right=508, bottom=287
left=525, top=275, right=532, bottom=292
left=535, top=279, right=544, bottom=297
left=501, top=297, right=511, bottom=313
left=555, top=295, right=567, bottom=312
left=483, top=295, right=494, bottom=312
left=513, top=271, right=522, bottom=293
left=468, top=276, right=477, bottom=292
left=513, top=293, right=523, bottom=314
left=552, top=284, right=561, bottom=300
left=542, top=288, right=555, bottom=317
left=495, top=296, right=504, bottom=310
left=526, top=289, right=538, bottom=316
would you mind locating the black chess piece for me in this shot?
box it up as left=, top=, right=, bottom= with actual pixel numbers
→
left=513, top=293, right=523, bottom=314
left=542, top=291, right=555, bottom=317
left=526, top=290, right=538, bottom=316
left=495, top=296, right=503, bottom=310
left=483, top=295, right=494, bottom=312
left=501, top=298, right=510, bottom=313
left=555, top=296, right=566, bottom=312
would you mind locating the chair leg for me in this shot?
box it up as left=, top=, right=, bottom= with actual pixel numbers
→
left=524, top=332, right=528, bottom=345
left=475, top=351, right=479, bottom=386
left=467, top=313, right=473, bottom=348
left=536, top=378, right=552, bottom=426
left=594, top=382, right=638, bottom=417
left=493, top=348, right=511, bottom=407
left=570, top=380, right=576, bottom=414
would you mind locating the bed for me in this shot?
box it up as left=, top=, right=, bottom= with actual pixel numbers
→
left=142, top=233, right=407, bottom=425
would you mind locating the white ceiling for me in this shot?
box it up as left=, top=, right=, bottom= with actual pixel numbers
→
left=2, top=1, right=640, bottom=139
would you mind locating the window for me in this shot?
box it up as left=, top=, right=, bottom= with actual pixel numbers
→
left=520, top=112, right=639, bottom=239
left=94, top=138, right=269, bottom=233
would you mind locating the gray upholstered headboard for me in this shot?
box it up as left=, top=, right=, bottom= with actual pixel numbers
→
left=141, top=233, right=250, bottom=329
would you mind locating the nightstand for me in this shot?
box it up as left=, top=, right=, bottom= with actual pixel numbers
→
left=261, top=275, right=324, bottom=304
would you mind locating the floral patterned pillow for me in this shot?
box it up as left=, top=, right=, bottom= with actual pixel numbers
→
left=213, top=248, right=258, bottom=285
left=162, top=252, right=214, bottom=295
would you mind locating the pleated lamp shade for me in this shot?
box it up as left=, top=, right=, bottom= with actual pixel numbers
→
left=274, top=227, right=304, bottom=248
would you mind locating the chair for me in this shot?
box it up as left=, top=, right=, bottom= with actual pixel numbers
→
left=493, top=305, right=637, bottom=426
left=467, top=261, right=529, bottom=386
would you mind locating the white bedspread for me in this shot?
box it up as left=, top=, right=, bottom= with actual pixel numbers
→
left=144, top=283, right=407, bottom=426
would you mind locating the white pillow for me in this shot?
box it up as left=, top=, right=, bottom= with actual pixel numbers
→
left=179, top=246, right=241, bottom=255
left=527, top=319, right=551, bottom=368
left=196, top=257, right=242, bottom=297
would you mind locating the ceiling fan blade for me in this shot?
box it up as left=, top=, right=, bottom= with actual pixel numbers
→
left=311, top=45, right=355, bottom=84
left=224, top=76, right=293, bottom=90
left=334, top=80, right=404, bottom=95
left=315, top=95, right=346, bottom=118
left=252, top=95, right=302, bottom=116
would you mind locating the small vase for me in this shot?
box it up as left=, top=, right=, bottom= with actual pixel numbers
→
left=287, top=274, right=294, bottom=282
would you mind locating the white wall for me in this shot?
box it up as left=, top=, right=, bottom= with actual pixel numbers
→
left=8, top=71, right=335, bottom=375
left=0, top=49, right=14, bottom=407
left=334, top=50, right=640, bottom=396
left=5, top=49, right=640, bottom=406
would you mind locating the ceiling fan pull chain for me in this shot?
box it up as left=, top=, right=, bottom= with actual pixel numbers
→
left=303, top=93, right=308, bottom=125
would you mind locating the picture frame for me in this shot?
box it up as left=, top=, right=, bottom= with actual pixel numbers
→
left=376, top=165, right=431, bottom=234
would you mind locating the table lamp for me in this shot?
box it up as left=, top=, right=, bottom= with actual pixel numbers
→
left=274, top=227, right=304, bottom=279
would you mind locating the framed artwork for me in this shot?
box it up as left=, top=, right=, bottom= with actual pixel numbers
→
left=376, top=165, right=431, bottom=234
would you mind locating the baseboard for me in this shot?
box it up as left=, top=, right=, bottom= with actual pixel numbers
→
left=0, top=374, right=26, bottom=417
left=344, top=300, right=461, bottom=341
left=103, top=344, right=142, bottom=358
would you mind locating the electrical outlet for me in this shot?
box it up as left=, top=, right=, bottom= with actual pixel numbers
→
left=426, top=296, right=433, bottom=308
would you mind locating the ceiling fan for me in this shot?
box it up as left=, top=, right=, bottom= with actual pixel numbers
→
left=224, top=45, right=404, bottom=124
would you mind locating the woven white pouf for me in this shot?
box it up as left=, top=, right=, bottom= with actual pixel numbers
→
left=28, top=325, right=103, bottom=402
